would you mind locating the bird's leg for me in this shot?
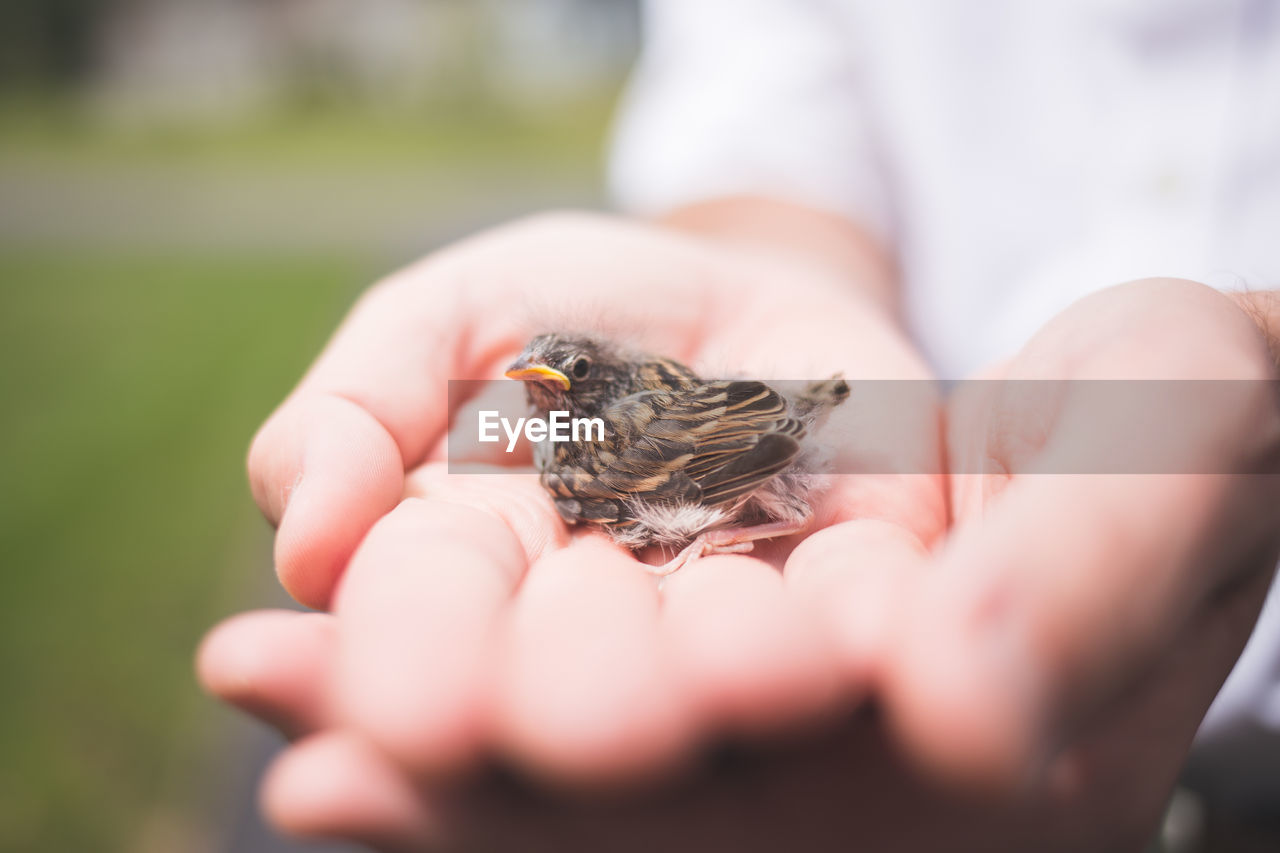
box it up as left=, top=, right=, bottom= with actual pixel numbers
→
left=648, top=515, right=812, bottom=577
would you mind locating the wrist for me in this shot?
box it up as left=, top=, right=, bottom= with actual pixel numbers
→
left=655, top=195, right=900, bottom=316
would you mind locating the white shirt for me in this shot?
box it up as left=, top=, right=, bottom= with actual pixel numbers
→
left=611, top=0, right=1280, bottom=378
left=610, top=0, right=1280, bottom=811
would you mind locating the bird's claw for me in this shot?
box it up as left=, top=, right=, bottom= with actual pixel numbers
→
left=648, top=535, right=757, bottom=577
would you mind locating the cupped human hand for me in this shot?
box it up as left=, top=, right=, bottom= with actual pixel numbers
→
left=872, top=278, right=1280, bottom=847
left=200, top=208, right=948, bottom=847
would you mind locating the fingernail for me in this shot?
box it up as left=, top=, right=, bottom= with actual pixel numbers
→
left=281, top=470, right=304, bottom=517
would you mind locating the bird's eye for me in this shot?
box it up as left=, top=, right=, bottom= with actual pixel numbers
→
left=571, top=357, right=591, bottom=379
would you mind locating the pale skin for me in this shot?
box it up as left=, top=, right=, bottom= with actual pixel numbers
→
left=198, top=200, right=1280, bottom=851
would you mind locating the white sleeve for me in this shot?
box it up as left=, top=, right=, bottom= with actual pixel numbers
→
left=608, top=0, right=893, bottom=243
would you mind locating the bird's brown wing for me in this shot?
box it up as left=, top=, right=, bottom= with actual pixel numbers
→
left=545, top=382, right=804, bottom=523
left=663, top=380, right=806, bottom=505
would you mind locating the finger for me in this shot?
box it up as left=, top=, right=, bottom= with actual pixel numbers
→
left=196, top=610, right=337, bottom=738
left=784, top=519, right=930, bottom=685
left=812, top=471, right=948, bottom=547
left=249, top=394, right=405, bottom=609
left=491, top=537, right=695, bottom=785
left=248, top=272, right=526, bottom=609
left=884, top=471, right=1276, bottom=789
left=404, top=463, right=570, bottom=563
left=1046, top=563, right=1275, bottom=807
left=292, top=267, right=525, bottom=465
left=660, top=555, right=848, bottom=736
left=333, top=498, right=528, bottom=776
left=262, top=731, right=438, bottom=852
left=945, top=362, right=1013, bottom=525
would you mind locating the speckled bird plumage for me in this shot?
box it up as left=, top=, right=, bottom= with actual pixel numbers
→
left=505, top=333, right=849, bottom=573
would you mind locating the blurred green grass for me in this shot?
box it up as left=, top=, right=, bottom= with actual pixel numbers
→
left=0, top=96, right=615, bottom=174
left=0, top=249, right=369, bottom=851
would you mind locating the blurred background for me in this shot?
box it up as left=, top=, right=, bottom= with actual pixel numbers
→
left=0, top=1, right=637, bottom=851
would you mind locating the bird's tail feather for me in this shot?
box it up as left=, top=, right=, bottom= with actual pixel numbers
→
left=792, top=373, right=849, bottom=425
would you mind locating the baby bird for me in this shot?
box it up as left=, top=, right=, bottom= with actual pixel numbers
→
left=504, top=333, right=849, bottom=575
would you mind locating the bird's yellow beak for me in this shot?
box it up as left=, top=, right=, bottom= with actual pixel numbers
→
left=504, top=363, right=571, bottom=390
